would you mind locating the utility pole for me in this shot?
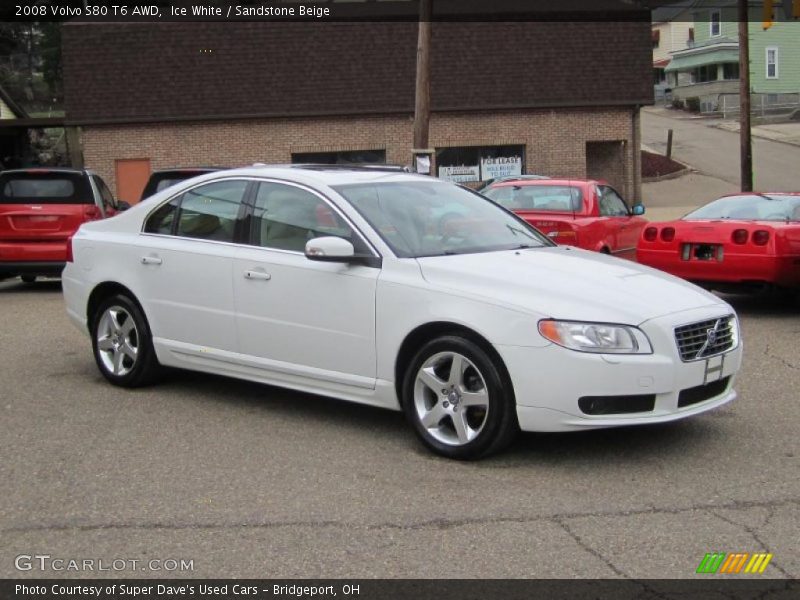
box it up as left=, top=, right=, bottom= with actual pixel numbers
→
left=412, top=0, right=433, bottom=173
left=738, top=0, right=753, bottom=191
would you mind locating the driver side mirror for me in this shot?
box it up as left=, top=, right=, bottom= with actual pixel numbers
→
left=631, top=204, right=645, bottom=216
left=305, top=236, right=357, bottom=262
left=305, top=236, right=381, bottom=268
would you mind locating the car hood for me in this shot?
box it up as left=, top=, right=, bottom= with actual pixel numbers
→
left=416, top=246, right=726, bottom=324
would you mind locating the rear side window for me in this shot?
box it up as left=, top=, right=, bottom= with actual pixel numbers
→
left=93, top=175, right=116, bottom=211
left=0, top=172, right=93, bottom=204
left=144, top=179, right=248, bottom=242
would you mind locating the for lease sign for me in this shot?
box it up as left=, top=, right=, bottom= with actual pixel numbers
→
left=481, top=156, right=522, bottom=180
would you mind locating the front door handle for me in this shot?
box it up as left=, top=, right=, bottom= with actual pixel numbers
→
left=140, top=256, right=163, bottom=265
left=244, top=270, right=271, bottom=281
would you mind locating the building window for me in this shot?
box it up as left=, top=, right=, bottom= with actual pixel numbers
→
left=691, top=64, right=718, bottom=83
left=723, top=63, right=740, bottom=80
left=652, top=29, right=660, bottom=49
left=435, top=145, right=525, bottom=184
left=654, top=68, right=667, bottom=84
left=766, top=47, right=779, bottom=79
left=291, top=149, right=386, bottom=165
left=710, top=10, right=721, bottom=37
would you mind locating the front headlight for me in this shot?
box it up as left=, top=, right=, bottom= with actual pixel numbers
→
left=538, top=320, right=653, bottom=354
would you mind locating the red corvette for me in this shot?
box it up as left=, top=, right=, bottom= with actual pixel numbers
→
left=481, top=178, right=646, bottom=260
left=637, top=193, right=800, bottom=292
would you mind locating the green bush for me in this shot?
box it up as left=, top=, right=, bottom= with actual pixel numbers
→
left=671, top=98, right=684, bottom=110
left=685, top=97, right=701, bottom=112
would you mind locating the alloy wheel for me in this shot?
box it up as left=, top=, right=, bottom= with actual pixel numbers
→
left=96, top=305, right=139, bottom=376
left=413, top=351, right=490, bottom=446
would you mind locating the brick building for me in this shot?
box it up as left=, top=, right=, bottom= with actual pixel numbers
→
left=62, top=20, right=653, bottom=204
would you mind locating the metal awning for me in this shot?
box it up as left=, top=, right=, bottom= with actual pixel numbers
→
left=665, top=48, right=740, bottom=72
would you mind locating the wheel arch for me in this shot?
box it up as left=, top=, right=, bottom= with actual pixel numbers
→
left=394, top=321, right=514, bottom=408
left=86, top=281, right=147, bottom=329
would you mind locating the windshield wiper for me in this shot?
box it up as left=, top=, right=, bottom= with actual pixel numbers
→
left=506, top=224, right=537, bottom=239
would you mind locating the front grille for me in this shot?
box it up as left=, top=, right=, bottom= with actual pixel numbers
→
left=674, top=315, right=735, bottom=361
left=678, top=377, right=731, bottom=408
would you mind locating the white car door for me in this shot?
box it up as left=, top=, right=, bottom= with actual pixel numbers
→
left=232, top=181, right=379, bottom=389
left=137, top=178, right=251, bottom=353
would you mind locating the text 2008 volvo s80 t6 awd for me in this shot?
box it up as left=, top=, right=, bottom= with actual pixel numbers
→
left=63, top=166, right=742, bottom=459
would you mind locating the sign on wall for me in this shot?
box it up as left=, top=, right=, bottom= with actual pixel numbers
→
left=480, top=156, right=522, bottom=181
left=438, top=165, right=480, bottom=183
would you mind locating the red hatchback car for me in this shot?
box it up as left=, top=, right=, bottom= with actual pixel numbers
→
left=638, top=192, right=800, bottom=293
left=0, top=168, right=121, bottom=282
left=481, top=178, right=647, bottom=260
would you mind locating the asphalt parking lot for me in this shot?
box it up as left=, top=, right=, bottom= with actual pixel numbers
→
left=1, top=278, right=798, bottom=579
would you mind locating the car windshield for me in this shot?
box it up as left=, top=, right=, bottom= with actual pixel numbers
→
left=334, top=181, right=552, bottom=258
left=482, top=184, right=583, bottom=212
left=684, top=194, right=800, bottom=221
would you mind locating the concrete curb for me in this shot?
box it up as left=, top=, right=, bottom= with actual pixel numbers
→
left=709, top=122, right=800, bottom=148
left=642, top=166, right=693, bottom=183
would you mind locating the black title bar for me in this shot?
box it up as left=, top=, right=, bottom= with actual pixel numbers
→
left=2, top=579, right=799, bottom=600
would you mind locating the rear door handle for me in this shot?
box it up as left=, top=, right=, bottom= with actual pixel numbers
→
left=244, top=270, right=271, bottom=281
left=140, top=256, right=163, bottom=265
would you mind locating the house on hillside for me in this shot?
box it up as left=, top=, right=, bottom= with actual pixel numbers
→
left=665, top=0, right=800, bottom=114
left=652, top=1, right=695, bottom=102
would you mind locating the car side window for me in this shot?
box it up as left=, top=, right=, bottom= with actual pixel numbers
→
left=252, top=182, right=354, bottom=253
left=175, top=180, right=248, bottom=242
left=598, top=186, right=629, bottom=217
left=144, top=197, right=181, bottom=234
left=93, top=175, right=116, bottom=211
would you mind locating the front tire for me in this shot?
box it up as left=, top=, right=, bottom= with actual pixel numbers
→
left=91, top=293, right=160, bottom=387
left=402, top=335, right=518, bottom=459
left=20, top=274, right=36, bottom=283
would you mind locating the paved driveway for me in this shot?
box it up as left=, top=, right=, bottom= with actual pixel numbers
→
left=1, top=279, right=798, bottom=579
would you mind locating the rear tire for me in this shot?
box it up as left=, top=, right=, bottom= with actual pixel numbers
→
left=20, top=275, right=36, bottom=283
left=402, top=335, right=518, bottom=459
left=90, top=293, right=161, bottom=387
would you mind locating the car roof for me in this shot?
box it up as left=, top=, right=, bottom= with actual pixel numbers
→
left=718, top=191, right=800, bottom=198
left=489, top=178, right=598, bottom=188
left=1, top=167, right=88, bottom=175
left=202, top=165, right=432, bottom=187
left=150, top=167, right=225, bottom=174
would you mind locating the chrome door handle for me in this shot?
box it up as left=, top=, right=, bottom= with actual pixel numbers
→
left=140, top=256, right=163, bottom=265
left=244, top=270, right=271, bottom=281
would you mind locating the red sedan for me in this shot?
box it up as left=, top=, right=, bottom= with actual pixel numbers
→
left=481, top=178, right=646, bottom=260
left=637, top=193, right=800, bottom=293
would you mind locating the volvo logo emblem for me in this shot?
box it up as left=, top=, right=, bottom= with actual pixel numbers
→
left=696, top=319, right=723, bottom=359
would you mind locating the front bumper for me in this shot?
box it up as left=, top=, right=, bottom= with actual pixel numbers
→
left=497, top=306, right=742, bottom=432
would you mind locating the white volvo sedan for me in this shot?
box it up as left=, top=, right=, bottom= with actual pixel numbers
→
left=62, top=166, right=742, bottom=459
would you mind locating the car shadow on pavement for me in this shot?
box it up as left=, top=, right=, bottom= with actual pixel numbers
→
left=0, top=277, right=63, bottom=293
left=718, top=291, right=799, bottom=318
left=163, top=368, right=407, bottom=433
left=500, top=419, right=722, bottom=468
left=160, top=368, right=731, bottom=467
